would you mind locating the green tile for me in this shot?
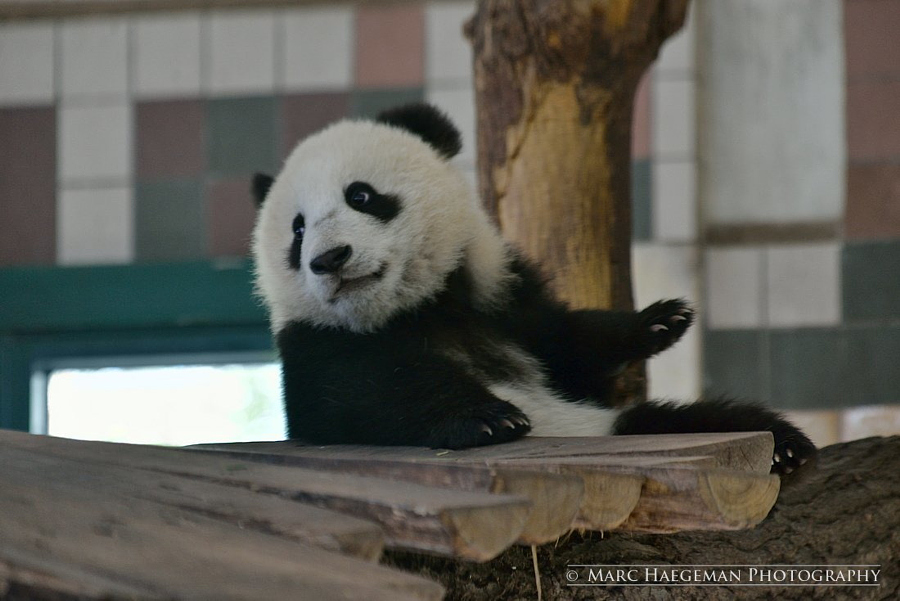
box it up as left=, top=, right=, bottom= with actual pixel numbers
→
left=843, top=240, right=900, bottom=322
left=703, top=329, right=766, bottom=401
left=844, top=326, right=900, bottom=406
left=631, top=159, right=652, bottom=241
left=769, top=328, right=846, bottom=410
left=136, top=180, right=205, bottom=262
left=351, top=87, right=424, bottom=119
left=207, top=96, right=278, bottom=177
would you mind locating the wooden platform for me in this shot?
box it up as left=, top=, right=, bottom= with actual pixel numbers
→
left=0, top=429, right=780, bottom=600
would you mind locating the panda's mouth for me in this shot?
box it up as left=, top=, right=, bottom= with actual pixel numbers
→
left=330, top=264, right=387, bottom=298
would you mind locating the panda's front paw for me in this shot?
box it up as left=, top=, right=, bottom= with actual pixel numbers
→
left=428, top=401, right=531, bottom=450
left=635, top=299, right=695, bottom=357
left=771, top=426, right=817, bottom=479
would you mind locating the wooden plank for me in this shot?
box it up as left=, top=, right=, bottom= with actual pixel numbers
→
left=0, top=430, right=530, bottom=561
left=0, top=446, right=385, bottom=561
left=194, top=432, right=775, bottom=473
left=0, top=450, right=444, bottom=601
left=187, top=450, right=584, bottom=545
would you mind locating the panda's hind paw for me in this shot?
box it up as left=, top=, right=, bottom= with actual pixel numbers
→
left=429, top=401, right=531, bottom=450
left=771, top=427, right=818, bottom=480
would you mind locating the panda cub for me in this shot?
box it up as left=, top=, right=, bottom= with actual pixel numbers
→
left=251, top=103, right=815, bottom=476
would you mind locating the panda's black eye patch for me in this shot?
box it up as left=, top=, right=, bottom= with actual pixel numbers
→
left=292, top=214, right=305, bottom=238
left=287, top=213, right=305, bottom=270
left=344, top=181, right=400, bottom=223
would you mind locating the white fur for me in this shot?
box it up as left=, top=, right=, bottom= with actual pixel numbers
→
left=252, top=120, right=509, bottom=333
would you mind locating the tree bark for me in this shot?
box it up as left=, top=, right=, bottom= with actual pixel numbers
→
left=466, top=0, right=689, bottom=404
left=385, top=436, right=900, bottom=601
left=467, top=0, right=688, bottom=311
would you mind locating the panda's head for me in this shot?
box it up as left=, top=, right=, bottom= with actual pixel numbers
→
left=251, top=103, right=510, bottom=333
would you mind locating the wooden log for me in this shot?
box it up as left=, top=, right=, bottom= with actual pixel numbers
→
left=0, top=449, right=444, bottom=601
left=0, top=430, right=529, bottom=561
left=188, top=449, right=584, bottom=545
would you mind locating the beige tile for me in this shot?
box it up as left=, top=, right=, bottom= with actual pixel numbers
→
left=766, top=243, right=840, bottom=327
left=60, top=18, right=128, bottom=100
left=132, top=13, right=202, bottom=99
left=58, top=187, right=133, bottom=265
left=704, top=247, right=764, bottom=329
left=782, top=409, right=840, bottom=448
left=425, top=1, right=475, bottom=85
left=206, top=10, right=276, bottom=95
left=281, top=6, right=354, bottom=92
left=0, top=23, right=54, bottom=106
left=842, top=405, right=900, bottom=442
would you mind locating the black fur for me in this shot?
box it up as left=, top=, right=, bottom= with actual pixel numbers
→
left=278, top=252, right=816, bottom=473
left=252, top=173, right=275, bottom=207
left=376, top=103, right=463, bottom=160
left=614, top=398, right=817, bottom=477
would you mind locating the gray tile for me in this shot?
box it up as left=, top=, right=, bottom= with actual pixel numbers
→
left=207, top=96, right=277, bottom=177
left=135, top=180, right=205, bottom=262
left=769, top=329, right=846, bottom=410
left=703, top=329, right=766, bottom=401
left=631, top=159, right=651, bottom=241
left=843, top=240, right=900, bottom=322
left=844, top=326, right=900, bottom=406
left=351, top=87, right=424, bottom=119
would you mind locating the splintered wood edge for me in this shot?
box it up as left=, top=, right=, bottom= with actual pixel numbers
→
left=440, top=500, right=532, bottom=561
left=700, top=470, right=781, bottom=528
left=491, top=469, right=584, bottom=545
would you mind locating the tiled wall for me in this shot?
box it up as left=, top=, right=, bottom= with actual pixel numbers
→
left=692, top=0, right=900, bottom=446
left=0, top=2, right=476, bottom=267
left=1, top=0, right=898, bottom=445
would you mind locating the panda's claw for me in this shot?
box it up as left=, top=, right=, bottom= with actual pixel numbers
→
left=429, top=400, right=531, bottom=450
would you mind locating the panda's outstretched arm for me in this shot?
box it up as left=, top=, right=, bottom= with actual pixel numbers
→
left=503, top=258, right=694, bottom=402
left=277, top=322, right=532, bottom=449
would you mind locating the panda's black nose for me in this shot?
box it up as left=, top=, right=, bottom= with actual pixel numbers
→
left=310, top=245, right=353, bottom=275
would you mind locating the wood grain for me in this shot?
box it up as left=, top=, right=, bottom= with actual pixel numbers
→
left=0, top=430, right=530, bottom=561
left=0, top=448, right=444, bottom=601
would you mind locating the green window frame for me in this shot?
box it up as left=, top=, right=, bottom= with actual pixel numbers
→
left=0, top=260, right=273, bottom=432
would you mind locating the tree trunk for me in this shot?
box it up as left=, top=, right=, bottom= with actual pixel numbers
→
left=466, top=0, right=689, bottom=403
left=385, top=436, right=900, bottom=601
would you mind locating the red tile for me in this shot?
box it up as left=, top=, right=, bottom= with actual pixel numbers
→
left=846, top=81, right=900, bottom=161
left=356, top=5, right=424, bottom=88
left=632, top=72, right=652, bottom=160
left=0, top=107, right=56, bottom=266
left=844, top=0, right=900, bottom=80
left=136, top=99, right=205, bottom=178
left=206, top=178, right=258, bottom=258
left=281, top=92, right=350, bottom=158
left=846, top=163, right=900, bottom=240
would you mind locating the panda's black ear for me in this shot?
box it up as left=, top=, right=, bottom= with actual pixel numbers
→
left=252, top=173, right=275, bottom=208
left=376, top=103, right=462, bottom=160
